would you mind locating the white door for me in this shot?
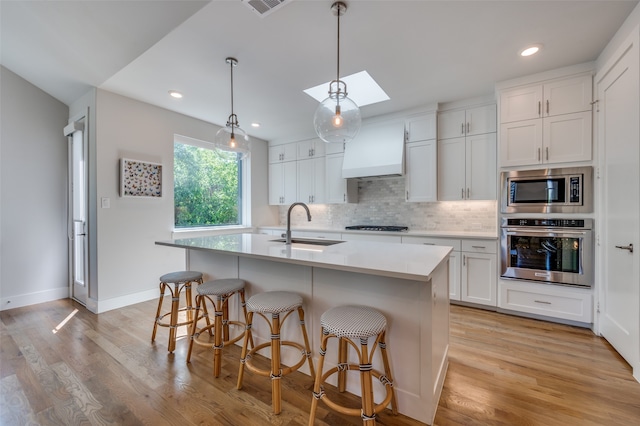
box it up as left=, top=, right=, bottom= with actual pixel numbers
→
left=65, top=118, right=88, bottom=305
left=597, top=31, right=640, bottom=378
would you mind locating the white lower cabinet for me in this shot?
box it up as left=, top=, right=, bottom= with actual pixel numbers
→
left=460, top=239, right=497, bottom=306
left=498, top=279, right=593, bottom=323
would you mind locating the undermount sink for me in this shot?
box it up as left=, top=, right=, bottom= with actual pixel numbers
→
left=270, top=238, right=345, bottom=247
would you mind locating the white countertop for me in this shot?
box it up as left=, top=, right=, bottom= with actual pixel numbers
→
left=259, top=226, right=497, bottom=240
left=156, top=233, right=452, bottom=281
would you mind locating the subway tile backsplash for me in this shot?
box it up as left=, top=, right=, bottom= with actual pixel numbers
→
left=279, top=178, right=497, bottom=232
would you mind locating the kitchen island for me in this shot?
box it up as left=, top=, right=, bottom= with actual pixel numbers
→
left=156, top=233, right=451, bottom=425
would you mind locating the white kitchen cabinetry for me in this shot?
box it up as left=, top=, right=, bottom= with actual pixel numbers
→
left=406, top=112, right=437, bottom=142
left=297, top=138, right=326, bottom=159
left=297, top=157, right=325, bottom=204
left=402, top=236, right=461, bottom=301
left=325, top=153, right=357, bottom=204
left=461, top=239, right=497, bottom=307
left=340, top=233, right=402, bottom=244
left=269, top=143, right=297, bottom=163
left=438, top=133, right=497, bottom=200
left=498, top=280, right=592, bottom=323
left=269, top=161, right=297, bottom=205
left=499, top=73, right=593, bottom=167
left=405, top=139, right=437, bottom=202
left=438, top=104, right=496, bottom=140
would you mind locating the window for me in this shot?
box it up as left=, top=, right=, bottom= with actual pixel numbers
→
left=174, top=136, right=243, bottom=228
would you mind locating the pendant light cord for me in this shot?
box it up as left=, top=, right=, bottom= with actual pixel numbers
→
left=336, top=7, right=340, bottom=84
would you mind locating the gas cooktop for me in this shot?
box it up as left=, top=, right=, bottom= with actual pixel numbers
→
left=345, top=225, right=409, bottom=232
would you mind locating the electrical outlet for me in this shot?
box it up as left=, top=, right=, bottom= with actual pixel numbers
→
left=101, top=197, right=110, bottom=209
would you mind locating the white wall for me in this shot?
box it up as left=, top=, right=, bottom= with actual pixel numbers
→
left=0, top=66, right=69, bottom=310
left=88, top=90, right=274, bottom=312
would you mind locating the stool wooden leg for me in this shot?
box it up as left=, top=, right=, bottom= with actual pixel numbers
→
left=213, top=296, right=224, bottom=378
left=186, top=294, right=203, bottom=363
left=271, top=313, right=282, bottom=414
left=185, top=281, right=194, bottom=324
left=239, top=289, right=254, bottom=348
left=297, top=307, right=315, bottom=378
left=338, top=337, right=348, bottom=392
left=359, top=338, right=376, bottom=426
left=237, top=311, right=254, bottom=390
left=378, top=331, right=398, bottom=414
left=168, top=283, right=180, bottom=353
left=151, top=281, right=166, bottom=343
left=308, top=330, right=330, bottom=426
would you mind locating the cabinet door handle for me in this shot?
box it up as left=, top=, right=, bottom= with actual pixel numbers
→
left=461, top=188, right=464, bottom=199
left=463, top=254, right=466, bottom=266
left=467, top=188, right=470, bottom=199
left=406, top=190, right=409, bottom=201
left=461, top=123, right=464, bottom=135
left=343, top=193, right=346, bottom=202
left=471, top=245, right=486, bottom=249
left=615, top=244, right=634, bottom=253
left=546, top=147, right=549, bottom=160
left=546, top=100, right=549, bottom=114
left=538, top=148, right=541, bottom=161
left=538, top=101, right=541, bottom=116
left=534, top=300, right=552, bottom=305
left=466, top=122, right=470, bottom=133
left=423, top=243, right=435, bottom=245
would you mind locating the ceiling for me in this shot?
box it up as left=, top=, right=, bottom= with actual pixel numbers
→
left=2, top=0, right=638, bottom=144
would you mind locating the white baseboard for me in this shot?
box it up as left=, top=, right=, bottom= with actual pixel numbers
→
left=0, top=286, right=159, bottom=314
left=0, top=286, right=69, bottom=311
left=91, top=288, right=159, bottom=314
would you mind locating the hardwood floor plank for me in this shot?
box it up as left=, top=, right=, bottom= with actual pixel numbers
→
left=0, top=374, right=39, bottom=426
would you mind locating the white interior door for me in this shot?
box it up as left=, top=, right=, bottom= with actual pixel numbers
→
left=597, top=32, right=640, bottom=379
left=66, top=118, right=88, bottom=305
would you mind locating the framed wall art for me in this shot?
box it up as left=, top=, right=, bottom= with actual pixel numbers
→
left=120, top=158, right=163, bottom=198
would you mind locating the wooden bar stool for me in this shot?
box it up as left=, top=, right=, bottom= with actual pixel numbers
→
left=186, top=278, right=252, bottom=377
left=237, top=291, right=315, bottom=414
left=151, top=270, right=203, bottom=353
left=308, top=305, right=397, bottom=426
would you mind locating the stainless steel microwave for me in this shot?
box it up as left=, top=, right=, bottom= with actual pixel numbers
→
left=501, top=166, right=593, bottom=214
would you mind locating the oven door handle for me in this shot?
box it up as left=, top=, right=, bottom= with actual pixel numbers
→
left=504, top=228, right=588, bottom=236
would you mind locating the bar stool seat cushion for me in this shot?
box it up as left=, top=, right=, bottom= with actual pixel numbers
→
left=197, top=278, right=245, bottom=296
left=159, top=270, right=203, bottom=284
left=246, top=291, right=303, bottom=314
left=320, top=305, right=387, bottom=339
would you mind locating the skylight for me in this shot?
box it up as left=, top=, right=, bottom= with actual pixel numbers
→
left=304, top=71, right=390, bottom=107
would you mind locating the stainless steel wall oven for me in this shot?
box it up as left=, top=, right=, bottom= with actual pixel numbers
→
left=500, top=218, right=593, bottom=287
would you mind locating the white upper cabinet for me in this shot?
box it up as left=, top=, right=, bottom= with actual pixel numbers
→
left=269, top=142, right=297, bottom=164
left=438, top=133, right=497, bottom=201
left=438, top=104, right=496, bottom=140
left=269, top=161, right=297, bottom=205
left=405, top=112, right=437, bottom=142
left=296, top=138, right=326, bottom=159
left=405, top=139, right=437, bottom=202
left=499, top=73, right=593, bottom=167
left=297, top=157, right=325, bottom=204
left=500, top=74, right=592, bottom=123
left=325, top=153, right=357, bottom=204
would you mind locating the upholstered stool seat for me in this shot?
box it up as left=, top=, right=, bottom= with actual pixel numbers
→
left=308, top=305, right=397, bottom=426
left=237, top=291, right=315, bottom=414
left=186, top=278, right=251, bottom=377
left=151, top=270, right=203, bottom=353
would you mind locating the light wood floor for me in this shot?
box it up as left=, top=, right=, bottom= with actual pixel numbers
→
left=1, top=299, right=639, bottom=425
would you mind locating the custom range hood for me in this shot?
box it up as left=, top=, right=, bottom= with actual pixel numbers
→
left=341, top=119, right=405, bottom=179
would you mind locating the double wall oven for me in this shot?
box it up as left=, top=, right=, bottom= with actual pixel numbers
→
left=500, top=166, right=594, bottom=288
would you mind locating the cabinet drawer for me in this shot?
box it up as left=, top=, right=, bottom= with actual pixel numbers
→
left=292, top=230, right=342, bottom=240
left=402, top=236, right=461, bottom=251
left=340, top=233, right=402, bottom=244
left=499, top=280, right=592, bottom=323
left=462, top=239, right=496, bottom=254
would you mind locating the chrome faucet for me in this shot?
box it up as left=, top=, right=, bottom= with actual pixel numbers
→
left=285, top=202, right=312, bottom=244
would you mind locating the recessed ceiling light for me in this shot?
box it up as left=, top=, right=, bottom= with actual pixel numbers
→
left=251, top=122, right=261, bottom=128
left=168, top=90, right=183, bottom=99
left=304, top=70, right=390, bottom=107
left=520, top=45, right=542, bottom=57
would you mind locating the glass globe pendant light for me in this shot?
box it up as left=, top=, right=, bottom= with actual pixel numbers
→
left=314, top=1, right=361, bottom=144
left=215, top=57, right=250, bottom=159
